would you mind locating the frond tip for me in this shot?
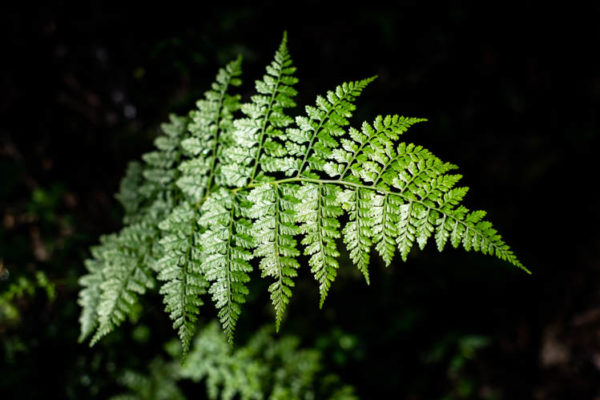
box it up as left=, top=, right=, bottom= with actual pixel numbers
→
left=78, top=33, right=528, bottom=348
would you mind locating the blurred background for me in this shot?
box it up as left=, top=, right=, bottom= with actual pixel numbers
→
left=1, top=1, right=599, bottom=398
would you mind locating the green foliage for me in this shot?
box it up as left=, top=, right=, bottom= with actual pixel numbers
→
left=111, top=359, right=185, bottom=400
left=79, top=33, right=528, bottom=348
left=111, top=322, right=356, bottom=400
left=89, top=223, right=156, bottom=345
left=157, top=203, right=208, bottom=355
left=247, top=183, right=300, bottom=330
left=424, top=334, right=496, bottom=400
left=199, top=189, right=253, bottom=344
left=0, top=270, right=56, bottom=325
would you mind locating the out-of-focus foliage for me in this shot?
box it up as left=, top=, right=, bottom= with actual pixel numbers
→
left=424, top=334, right=497, bottom=400
left=0, top=182, right=70, bottom=365
left=111, top=359, right=185, bottom=400
left=111, top=322, right=356, bottom=400
left=0, top=271, right=55, bottom=324
left=0, top=270, right=56, bottom=361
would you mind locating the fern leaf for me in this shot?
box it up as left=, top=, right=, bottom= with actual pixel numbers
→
left=340, top=187, right=374, bottom=283
left=247, top=183, right=300, bottom=330
left=372, top=193, right=400, bottom=266
left=396, top=202, right=417, bottom=261
left=157, top=57, right=244, bottom=350
left=157, top=203, right=208, bottom=354
left=141, top=114, right=188, bottom=195
left=178, top=56, right=242, bottom=201
left=78, top=240, right=112, bottom=342
left=139, top=113, right=191, bottom=222
left=221, top=33, right=298, bottom=187
left=199, top=189, right=253, bottom=343
left=333, top=114, right=427, bottom=180
left=288, top=77, right=376, bottom=178
left=91, top=223, right=156, bottom=345
left=80, top=36, right=529, bottom=347
left=115, top=161, right=145, bottom=224
left=296, top=183, right=344, bottom=307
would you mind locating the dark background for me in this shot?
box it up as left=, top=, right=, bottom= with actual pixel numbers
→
left=1, top=1, right=599, bottom=398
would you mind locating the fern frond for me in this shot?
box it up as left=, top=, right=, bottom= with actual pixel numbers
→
left=247, top=183, right=300, bottom=330
left=153, top=57, right=245, bottom=351
left=288, top=77, right=376, bottom=178
left=115, top=161, right=145, bottom=224
left=80, top=34, right=528, bottom=347
left=140, top=114, right=189, bottom=206
left=340, top=187, right=375, bottom=283
left=221, top=33, right=298, bottom=187
left=333, top=115, right=427, bottom=180
left=78, top=240, right=111, bottom=342
left=296, top=183, right=344, bottom=306
left=157, top=203, right=208, bottom=355
left=371, top=193, right=398, bottom=266
left=91, top=223, right=156, bottom=345
left=281, top=77, right=377, bottom=302
left=199, top=189, right=253, bottom=343
left=80, top=114, right=192, bottom=344
left=177, top=56, right=243, bottom=201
